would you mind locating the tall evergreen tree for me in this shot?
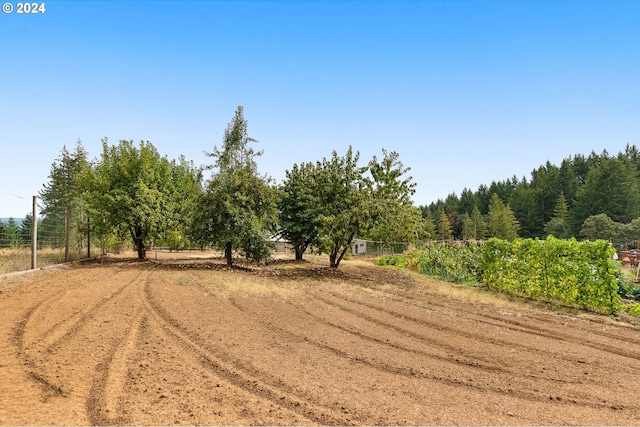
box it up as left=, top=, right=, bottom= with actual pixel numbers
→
left=470, top=204, right=486, bottom=240
left=0, top=221, right=6, bottom=248
left=460, top=212, right=474, bottom=241
left=19, top=213, right=33, bottom=244
left=571, top=156, right=640, bottom=234
left=3, top=218, right=20, bottom=247
left=509, top=181, right=543, bottom=238
left=39, top=141, right=90, bottom=250
left=544, top=192, right=571, bottom=239
left=486, top=194, right=519, bottom=241
left=436, top=206, right=452, bottom=240
left=421, top=210, right=436, bottom=239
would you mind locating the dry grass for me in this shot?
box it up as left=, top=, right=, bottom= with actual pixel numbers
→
left=0, top=247, right=71, bottom=275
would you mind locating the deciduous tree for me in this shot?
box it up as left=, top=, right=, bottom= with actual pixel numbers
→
left=314, top=147, right=370, bottom=268
left=366, top=149, right=421, bottom=246
left=579, top=213, right=616, bottom=242
left=277, top=162, right=321, bottom=260
left=191, top=107, right=276, bottom=266
left=88, top=139, right=200, bottom=260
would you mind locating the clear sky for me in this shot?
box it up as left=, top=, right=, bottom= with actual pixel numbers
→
left=1, top=0, right=638, bottom=218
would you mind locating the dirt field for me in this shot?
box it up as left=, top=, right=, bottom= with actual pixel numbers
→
left=1, top=252, right=639, bottom=426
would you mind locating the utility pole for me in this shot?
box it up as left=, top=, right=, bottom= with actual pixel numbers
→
left=31, top=196, right=37, bottom=269
left=87, top=216, right=91, bottom=258
left=65, top=204, right=71, bottom=262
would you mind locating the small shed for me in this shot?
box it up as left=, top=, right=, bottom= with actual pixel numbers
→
left=266, top=236, right=293, bottom=253
left=351, top=239, right=367, bottom=256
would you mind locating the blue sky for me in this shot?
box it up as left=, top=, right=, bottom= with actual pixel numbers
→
left=1, top=0, right=638, bottom=218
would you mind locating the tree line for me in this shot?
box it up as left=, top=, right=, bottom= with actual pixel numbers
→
left=36, top=106, right=639, bottom=265
left=421, top=145, right=640, bottom=249
left=38, top=107, right=422, bottom=268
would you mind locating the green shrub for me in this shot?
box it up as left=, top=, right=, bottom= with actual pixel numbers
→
left=626, top=303, right=640, bottom=318
left=375, top=255, right=408, bottom=268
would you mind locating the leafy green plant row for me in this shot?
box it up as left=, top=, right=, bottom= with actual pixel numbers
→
left=373, top=255, right=408, bottom=268
left=617, top=282, right=640, bottom=301
left=377, top=237, right=622, bottom=315
left=405, top=243, right=481, bottom=284
left=479, top=236, right=621, bottom=314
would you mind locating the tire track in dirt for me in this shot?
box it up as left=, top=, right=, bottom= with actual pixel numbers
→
left=87, top=312, right=145, bottom=425
left=286, top=299, right=519, bottom=375
left=318, top=288, right=631, bottom=376
left=227, top=295, right=625, bottom=411
left=377, top=285, right=640, bottom=362
left=142, top=280, right=352, bottom=425
left=312, top=291, right=518, bottom=366
left=357, top=273, right=640, bottom=359
left=291, top=295, right=623, bottom=391
left=16, top=268, right=151, bottom=399
left=12, top=303, right=67, bottom=401
left=317, top=289, right=619, bottom=367
left=10, top=269, right=132, bottom=402
left=26, top=268, right=146, bottom=354
left=301, top=290, right=640, bottom=410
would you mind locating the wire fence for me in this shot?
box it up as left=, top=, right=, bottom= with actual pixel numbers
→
left=0, top=198, right=93, bottom=274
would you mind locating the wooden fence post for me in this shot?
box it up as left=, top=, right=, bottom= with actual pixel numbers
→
left=31, top=196, right=37, bottom=269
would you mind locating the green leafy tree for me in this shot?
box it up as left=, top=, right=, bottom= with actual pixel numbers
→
left=191, top=107, right=276, bottom=266
left=87, top=139, right=200, bottom=260
left=579, top=213, right=616, bottom=241
left=314, top=146, right=371, bottom=268
left=486, top=193, right=519, bottom=241
left=277, top=162, right=321, bottom=260
left=366, top=149, right=421, bottom=246
left=156, top=156, right=202, bottom=250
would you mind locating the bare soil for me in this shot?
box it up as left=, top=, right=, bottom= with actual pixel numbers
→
left=1, top=252, right=639, bottom=426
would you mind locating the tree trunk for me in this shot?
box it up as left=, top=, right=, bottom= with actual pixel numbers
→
left=295, top=240, right=308, bottom=261
left=331, top=232, right=356, bottom=268
left=329, top=247, right=338, bottom=268
left=137, top=244, right=146, bottom=260
left=224, top=241, right=233, bottom=266
left=132, top=225, right=146, bottom=260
